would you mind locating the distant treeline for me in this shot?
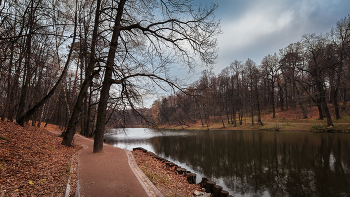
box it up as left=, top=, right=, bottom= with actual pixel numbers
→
left=145, top=15, right=350, bottom=128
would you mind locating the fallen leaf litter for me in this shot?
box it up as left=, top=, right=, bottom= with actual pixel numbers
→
left=0, top=121, right=81, bottom=196
left=132, top=149, right=200, bottom=197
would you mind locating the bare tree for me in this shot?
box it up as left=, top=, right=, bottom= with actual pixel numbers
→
left=302, top=34, right=333, bottom=127
left=261, top=53, right=279, bottom=119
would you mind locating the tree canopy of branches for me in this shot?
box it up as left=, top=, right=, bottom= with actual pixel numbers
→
left=0, top=0, right=220, bottom=152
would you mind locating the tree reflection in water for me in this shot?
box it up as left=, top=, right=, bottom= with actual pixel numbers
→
left=150, top=130, right=350, bottom=196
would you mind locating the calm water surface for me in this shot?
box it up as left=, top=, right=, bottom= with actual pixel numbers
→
left=104, top=128, right=350, bottom=197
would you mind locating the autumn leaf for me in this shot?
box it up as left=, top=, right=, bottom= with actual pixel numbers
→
left=29, top=181, right=34, bottom=185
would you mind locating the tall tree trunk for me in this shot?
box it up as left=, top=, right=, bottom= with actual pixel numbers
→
left=294, top=82, right=307, bottom=119
left=219, top=115, right=225, bottom=128
left=284, top=79, right=288, bottom=110
left=62, top=0, right=102, bottom=146
left=278, top=79, right=284, bottom=111
left=232, top=108, right=236, bottom=127
left=255, top=83, right=263, bottom=126
left=17, top=0, right=36, bottom=122
left=226, top=112, right=230, bottom=125
left=17, top=0, right=78, bottom=126
left=3, top=41, right=15, bottom=121
left=17, top=32, right=33, bottom=122
left=251, top=102, right=254, bottom=125
left=239, top=113, right=243, bottom=125
left=85, top=86, right=92, bottom=137
left=316, top=103, right=324, bottom=120
left=93, top=0, right=126, bottom=153
left=8, top=56, right=22, bottom=122
left=333, top=87, right=340, bottom=119
left=342, top=88, right=347, bottom=111
left=316, top=80, right=333, bottom=126
left=333, top=66, right=342, bottom=119
left=271, top=77, right=276, bottom=119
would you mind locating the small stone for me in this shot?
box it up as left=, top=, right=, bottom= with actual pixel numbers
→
left=193, top=190, right=211, bottom=197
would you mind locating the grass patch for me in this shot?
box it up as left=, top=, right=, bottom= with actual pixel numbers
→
left=334, top=116, right=350, bottom=123
left=141, top=164, right=171, bottom=185
left=143, top=170, right=171, bottom=185
left=0, top=135, right=10, bottom=142
left=311, top=124, right=326, bottom=131
left=0, top=163, right=5, bottom=173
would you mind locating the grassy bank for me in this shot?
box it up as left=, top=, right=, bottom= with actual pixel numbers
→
left=159, top=106, right=350, bottom=133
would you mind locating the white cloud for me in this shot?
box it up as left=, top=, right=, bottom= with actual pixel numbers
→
left=195, top=0, right=350, bottom=75
left=218, top=2, right=295, bottom=50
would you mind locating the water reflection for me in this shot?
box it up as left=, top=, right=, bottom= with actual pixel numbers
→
left=104, top=129, right=350, bottom=196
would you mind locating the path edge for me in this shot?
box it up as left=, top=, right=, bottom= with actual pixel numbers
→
left=125, top=150, right=164, bottom=197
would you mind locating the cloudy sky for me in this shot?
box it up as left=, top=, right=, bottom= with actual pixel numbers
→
left=191, top=0, right=350, bottom=74
left=143, top=0, right=350, bottom=106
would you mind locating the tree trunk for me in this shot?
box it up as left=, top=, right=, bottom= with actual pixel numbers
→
left=2, top=41, right=14, bottom=121
left=316, top=80, right=333, bottom=126
left=93, top=0, right=126, bottom=153
left=61, top=0, right=101, bottom=146
left=8, top=54, right=24, bottom=122
left=85, top=86, right=92, bottom=137
left=271, top=78, right=276, bottom=119
left=226, top=111, right=230, bottom=124
left=251, top=81, right=254, bottom=126
left=316, top=103, right=323, bottom=120
left=17, top=2, right=78, bottom=126
left=342, top=88, right=347, bottom=111
left=278, top=80, right=284, bottom=111
left=17, top=31, right=33, bottom=122
left=294, top=82, right=307, bottom=119
left=232, top=108, right=236, bottom=127
left=255, top=83, right=263, bottom=126
left=239, top=113, right=243, bottom=125
left=333, top=88, right=340, bottom=119
left=219, top=115, right=225, bottom=128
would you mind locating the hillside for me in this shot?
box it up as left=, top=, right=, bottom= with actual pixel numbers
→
left=0, top=121, right=81, bottom=196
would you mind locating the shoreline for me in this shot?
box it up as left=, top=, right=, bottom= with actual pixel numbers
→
left=150, top=121, right=350, bottom=133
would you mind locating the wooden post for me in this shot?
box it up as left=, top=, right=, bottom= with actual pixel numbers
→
left=213, top=185, right=223, bottom=197
left=169, top=162, right=175, bottom=170
left=199, top=177, right=208, bottom=188
left=176, top=168, right=186, bottom=175
left=220, top=190, right=229, bottom=197
left=166, top=162, right=171, bottom=169
left=187, top=173, right=196, bottom=184
left=205, top=181, right=216, bottom=193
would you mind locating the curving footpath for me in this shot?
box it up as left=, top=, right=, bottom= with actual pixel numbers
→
left=50, top=131, right=163, bottom=197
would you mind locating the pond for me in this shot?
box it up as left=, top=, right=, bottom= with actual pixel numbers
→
left=104, top=128, right=350, bottom=197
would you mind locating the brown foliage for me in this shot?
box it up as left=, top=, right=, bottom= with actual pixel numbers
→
left=0, top=121, right=81, bottom=196
left=132, top=150, right=199, bottom=197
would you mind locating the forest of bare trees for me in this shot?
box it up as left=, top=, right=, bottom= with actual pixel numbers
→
left=1, top=0, right=349, bottom=152
left=149, top=15, right=350, bottom=128
left=0, top=0, right=220, bottom=152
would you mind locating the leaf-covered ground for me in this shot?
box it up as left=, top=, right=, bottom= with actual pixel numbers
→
left=132, top=150, right=200, bottom=197
left=0, top=121, right=81, bottom=196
